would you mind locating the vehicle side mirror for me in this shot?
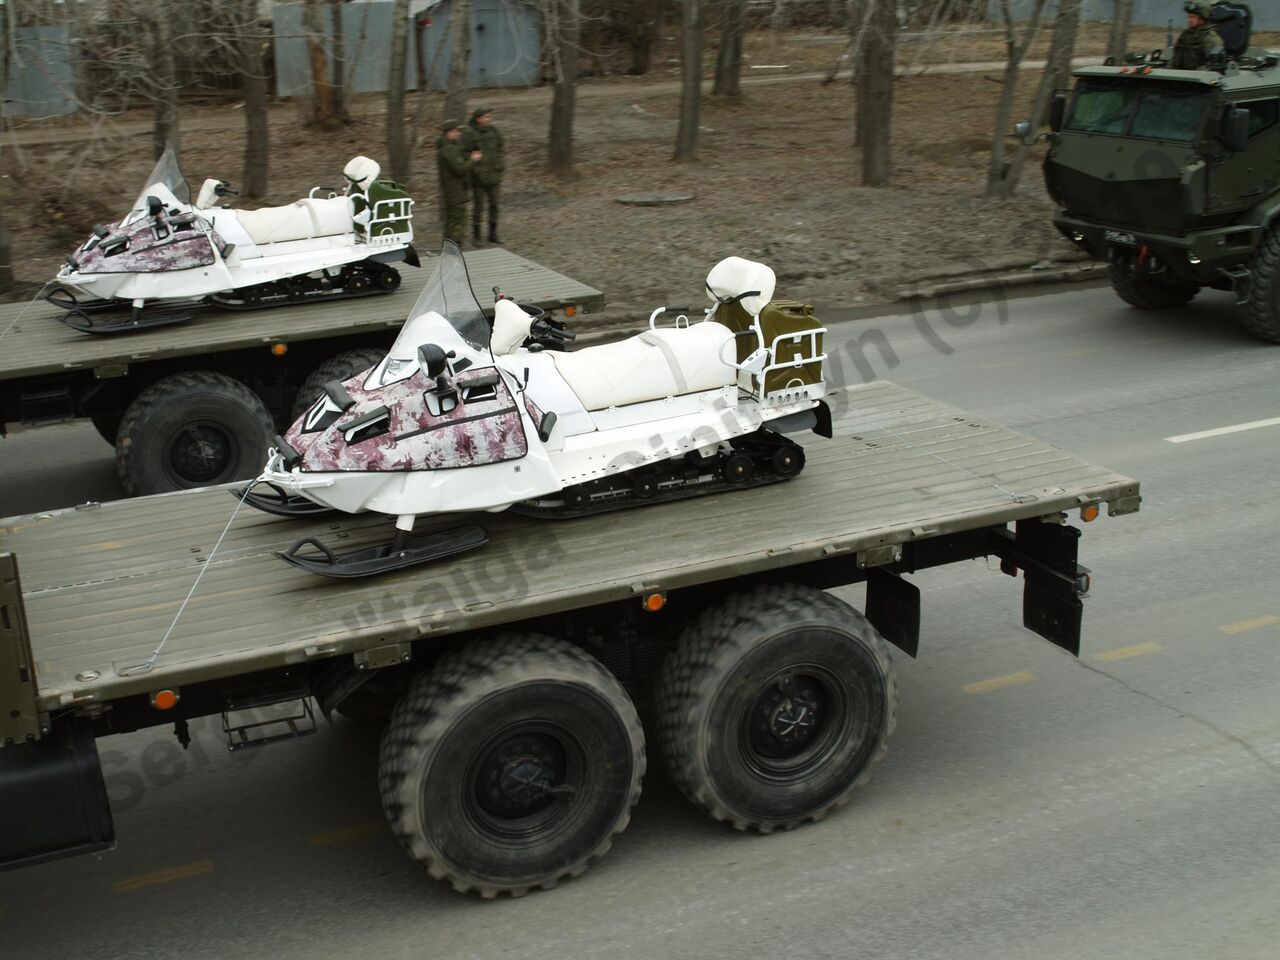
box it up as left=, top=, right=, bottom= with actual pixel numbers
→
left=1049, top=93, right=1067, bottom=133
left=417, top=343, right=451, bottom=379
left=1223, top=107, right=1249, bottom=152
left=1014, top=120, right=1034, bottom=144
left=146, top=195, right=164, bottom=218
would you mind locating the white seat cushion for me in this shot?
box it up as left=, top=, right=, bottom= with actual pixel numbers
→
left=235, top=197, right=352, bottom=245
left=550, top=322, right=736, bottom=411
left=492, top=298, right=533, bottom=355
left=706, top=256, right=776, bottom=316
left=343, top=156, right=381, bottom=190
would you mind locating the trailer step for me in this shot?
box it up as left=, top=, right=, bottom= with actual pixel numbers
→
left=220, top=684, right=317, bottom=751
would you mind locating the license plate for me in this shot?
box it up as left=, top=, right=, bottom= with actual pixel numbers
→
left=1105, top=230, right=1137, bottom=245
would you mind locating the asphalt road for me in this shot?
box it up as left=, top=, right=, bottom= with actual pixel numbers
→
left=2, top=283, right=1279, bottom=959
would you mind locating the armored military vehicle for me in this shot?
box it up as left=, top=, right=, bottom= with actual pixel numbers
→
left=1038, top=3, right=1280, bottom=341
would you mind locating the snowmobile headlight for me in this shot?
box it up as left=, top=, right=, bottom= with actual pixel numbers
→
left=1187, top=252, right=1202, bottom=265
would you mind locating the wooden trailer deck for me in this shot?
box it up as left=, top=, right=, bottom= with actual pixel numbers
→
left=0, top=381, right=1140, bottom=711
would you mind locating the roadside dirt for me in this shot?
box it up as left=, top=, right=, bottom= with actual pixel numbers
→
left=4, top=24, right=1276, bottom=325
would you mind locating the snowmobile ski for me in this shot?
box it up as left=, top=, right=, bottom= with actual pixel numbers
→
left=236, top=481, right=337, bottom=518
left=277, top=524, right=488, bottom=579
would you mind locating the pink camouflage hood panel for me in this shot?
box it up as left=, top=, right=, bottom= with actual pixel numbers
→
left=73, top=212, right=227, bottom=275
left=284, top=363, right=528, bottom=472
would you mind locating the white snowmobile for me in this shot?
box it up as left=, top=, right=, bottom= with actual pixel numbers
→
left=246, top=241, right=831, bottom=578
left=49, top=147, right=418, bottom=334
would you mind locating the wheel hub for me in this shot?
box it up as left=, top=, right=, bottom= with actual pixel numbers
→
left=171, top=423, right=231, bottom=482
left=748, top=673, right=827, bottom=760
left=476, top=732, right=570, bottom=820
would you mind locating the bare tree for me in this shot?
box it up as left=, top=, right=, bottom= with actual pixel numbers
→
left=444, top=0, right=472, bottom=123
left=998, top=0, right=1080, bottom=199
left=674, top=0, right=703, bottom=161
left=1108, top=0, right=1134, bottom=62
left=547, top=0, right=581, bottom=177
left=857, top=0, right=896, bottom=186
left=0, top=2, right=13, bottom=294
left=149, top=0, right=181, bottom=159
left=712, top=0, right=745, bottom=97
left=608, top=0, right=666, bottom=75
left=388, top=0, right=412, bottom=182
left=234, top=0, right=270, bottom=198
left=985, top=0, right=1048, bottom=198
left=330, top=0, right=353, bottom=124
left=303, top=0, right=340, bottom=128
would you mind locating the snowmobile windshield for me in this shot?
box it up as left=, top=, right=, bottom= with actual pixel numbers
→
left=403, top=241, right=491, bottom=351
left=132, top=146, right=191, bottom=210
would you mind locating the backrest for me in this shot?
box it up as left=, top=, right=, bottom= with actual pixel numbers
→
left=1211, top=2, right=1252, bottom=57
left=705, top=257, right=775, bottom=317
left=492, top=299, right=533, bottom=355
left=343, top=156, right=381, bottom=192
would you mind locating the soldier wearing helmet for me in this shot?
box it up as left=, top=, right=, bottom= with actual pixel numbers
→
left=1172, top=1, right=1224, bottom=69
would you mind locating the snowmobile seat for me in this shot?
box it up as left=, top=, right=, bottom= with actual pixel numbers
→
left=549, top=322, right=736, bottom=411
left=235, top=197, right=354, bottom=245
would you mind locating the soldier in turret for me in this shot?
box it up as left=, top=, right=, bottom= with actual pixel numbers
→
left=1172, top=1, right=1224, bottom=70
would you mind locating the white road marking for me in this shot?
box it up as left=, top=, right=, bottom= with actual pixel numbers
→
left=1165, top=417, right=1280, bottom=444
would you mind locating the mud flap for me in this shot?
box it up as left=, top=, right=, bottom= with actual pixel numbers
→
left=865, top=567, right=920, bottom=658
left=0, top=719, right=115, bottom=871
left=991, top=522, right=1088, bottom=656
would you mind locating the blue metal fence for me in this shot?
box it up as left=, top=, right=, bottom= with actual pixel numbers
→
left=2, top=25, right=77, bottom=118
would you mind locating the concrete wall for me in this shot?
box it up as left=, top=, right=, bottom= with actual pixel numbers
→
left=2, top=26, right=77, bottom=118
left=273, top=0, right=541, bottom=99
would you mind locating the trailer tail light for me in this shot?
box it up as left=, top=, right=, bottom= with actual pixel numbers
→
left=271, top=342, right=288, bottom=357
left=151, top=689, right=180, bottom=710
left=1081, top=503, right=1099, bottom=522
left=642, top=592, right=666, bottom=612
left=564, top=305, right=576, bottom=317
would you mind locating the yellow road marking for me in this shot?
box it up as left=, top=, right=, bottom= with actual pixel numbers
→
left=309, top=822, right=385, bottom=847
left=1096, top=641, right=1162, bottom=662
left=1220, top=614, right=1280, bottom=635
left=963, top=671, right=1034, bottom=695
left=112, top=860, right=214, bottom=894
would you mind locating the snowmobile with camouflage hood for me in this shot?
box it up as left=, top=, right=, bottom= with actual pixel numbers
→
left=244, top=241, right=832, bottom=578
left=49, top=148, right=418, bottom=334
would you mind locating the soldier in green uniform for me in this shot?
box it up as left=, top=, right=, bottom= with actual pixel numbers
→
left=1172, top=1, right=1224, bottom=70
left=463, top=107, right=505, bottom=245
left=436, top=118, right=482, bottom=246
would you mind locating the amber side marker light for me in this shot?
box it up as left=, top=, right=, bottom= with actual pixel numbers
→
left=271, top=342, right=288, bottom=357
left=1081, top=504, right=1100, bottom=523
left=151, top=689, right=180, bottom=710
left=564, top=305, right=576, bottom=317
left=642, top=592, right=667, bottom=612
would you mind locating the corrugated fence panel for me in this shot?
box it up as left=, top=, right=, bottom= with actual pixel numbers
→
left=2, top=25, right=77, bottom=118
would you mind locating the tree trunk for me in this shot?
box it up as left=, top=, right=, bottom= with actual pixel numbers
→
left=443, top=0, right=472, bottom=123
left=626, top=3, right=662, bottom=76
left=150, top=0, right=181, bottom=159
left=674, top=0, right=703, bottom=161
left=1001, top=0, right=1080, bottom=199
left=857, top=0, right=896, bottom=186
left=547, top=0, right=580, bottom=177
left=712, top=0, right=745, bottom=97
left=1108, top=0, right=1134, bottom=62
left=985, top=0, right=1048, bottom=198
left=238, top=2, right=270, bottom=198
left=388, top=0, right=411, bottom=182
left=330, top=0, right=352, bottom=124
left=303, top=0, right=338, bottom=128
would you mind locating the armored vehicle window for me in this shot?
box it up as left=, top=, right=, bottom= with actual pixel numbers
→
left=1240, top=99, right=1280, bottom=138
left=1129, top=92, right=1208, bottom=142
left=1065, top=80, right=1209, bottom=142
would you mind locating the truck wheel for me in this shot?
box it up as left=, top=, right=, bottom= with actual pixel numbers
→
left=289, top=348, right=386, bottom=422
left=1109, top=262, right=1199, bottom=310
left=115, top=372, right=274, bottom=495
left=656, top=583, right=897, bottom=832
left=378, top=635, right=645, bottom=898
left=1240, top=224, right=1280, bottom=343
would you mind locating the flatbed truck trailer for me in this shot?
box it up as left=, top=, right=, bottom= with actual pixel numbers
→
left=0, top=381, right=1141, bottom=897
left=0, top=249, right=603, bottom=496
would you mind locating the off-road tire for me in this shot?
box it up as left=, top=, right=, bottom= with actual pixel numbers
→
left=656, top=584, right=897, bottom=833
left=1109, top=262, right=1199, bottom=310
left=1239, top=224, right=1280, bottom=343
left=115, top=372, right=274, bottom=496
left=378, top=634, right=645, bottom=898
left=289, top=348, right=386, bottom=422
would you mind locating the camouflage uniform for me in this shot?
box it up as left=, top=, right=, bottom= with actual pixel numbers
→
left=436, top=119, right=476, bottom=245
left=1172, top=3, right=1224, bottom=70
left=463, top=107, right=505, bottom=244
